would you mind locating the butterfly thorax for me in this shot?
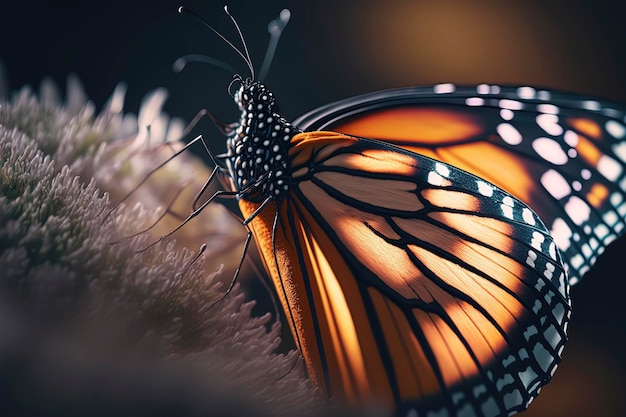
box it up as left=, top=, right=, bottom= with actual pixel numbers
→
left=226, top=80, right=301, bottom=202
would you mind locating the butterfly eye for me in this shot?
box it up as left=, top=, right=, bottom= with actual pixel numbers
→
left=239, top=90, right=249, bottom=104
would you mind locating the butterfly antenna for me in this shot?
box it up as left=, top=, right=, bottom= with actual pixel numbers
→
left=223, top=6, right=255, bottom=80
left=258, top=9, right=290, bottom=82
left=172, top=54, right=237, bottom=75
left=178, top=6, right=254, bottom=79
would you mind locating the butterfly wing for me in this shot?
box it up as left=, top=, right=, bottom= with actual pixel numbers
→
left=293, top=85, right=626, bottom=285
left=238, top=131, right=570, bottom=416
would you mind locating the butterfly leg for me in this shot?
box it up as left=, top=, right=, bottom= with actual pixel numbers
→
left=137, top=187, right=240, bottom=252
left=207, top=232, right=253, bottom=309
left=102, top=134, right=212, bottom=220
left=107, top=185, right=188, bottom=245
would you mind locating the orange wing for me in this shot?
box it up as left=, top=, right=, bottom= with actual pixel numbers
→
left=238, top=131, right=570, bottom=416
left=294, top=85, right=626, bottom=286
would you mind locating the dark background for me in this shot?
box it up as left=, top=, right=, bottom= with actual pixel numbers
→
left=2, top=0, right=625, bottom=416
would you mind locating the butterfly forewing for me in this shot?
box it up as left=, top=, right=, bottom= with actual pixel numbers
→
left=238, top=129, right=570, bottom=416
left=293, top=84, right=626, bottom=285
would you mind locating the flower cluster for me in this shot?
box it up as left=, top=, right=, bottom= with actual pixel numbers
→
left=0, top=77, right=365, bottom=417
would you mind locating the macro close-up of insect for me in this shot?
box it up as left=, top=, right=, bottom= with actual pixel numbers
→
left=165, top=5, right=625, bottom=416
left=2, top=1, right=626, bottom=417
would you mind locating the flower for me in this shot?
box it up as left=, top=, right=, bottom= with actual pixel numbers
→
left=0, top=77, right=370, bottom=417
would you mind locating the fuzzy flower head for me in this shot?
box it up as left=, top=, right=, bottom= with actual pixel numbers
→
left=0, top=77, right=369, bottom=417
left=3, top=76, right=246, bottom=276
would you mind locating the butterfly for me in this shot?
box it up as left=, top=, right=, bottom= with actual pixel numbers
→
left=175, top=6, right=626, bottom=417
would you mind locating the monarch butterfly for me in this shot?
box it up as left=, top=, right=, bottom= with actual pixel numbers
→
left=175, top=6, right=625, bottom=417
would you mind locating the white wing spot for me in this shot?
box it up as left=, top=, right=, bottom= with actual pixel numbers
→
left=526, top=250, right=537, bottom=267
left=540, top=169, right=571, bottom=199
left=533, top=138, right=568, bottom=165
left=434, top=83, right=455, bottom=94
left=564, top=130, right=579, bottom=147
left=549, top=241, right=557, bottom=260
left=428, top=171, right=445, bottom=186
left=499, top=99, right=524, bottom=110
left=501, top=204, right=514, bottom=219
left=500, top=109, right=514, bottom=120
left=594, top=223, right=610, bottom=239
left=497, top=123, right=523, bottom=145
left=603, top=210, right=618, bottom=226
left=551, top=217, right=573, bottom=252
left=597, top=155, right=623, bottom=181
left=581, top=168, right=592, bottom=180
left=502, top=196, right=515, bottom=207
left=530, top=232, right=545, bottom=251
left=564, top=196, right=591, bottom=225
left=477, top=181, right=494, bottom=197
left=476, top=84, right=490, bottom=94
left=606, top=120, right=626, bottom=139
left=465, top=97, right=485, bottom=106
left=613, top=142, right=626, bottom=163
left=435, top=162, right=451, bottom=177
left=537, top=103, right=559, bottom=114
left=523, top=208, right=536, bottom=225
left=517, top=86, right=536, bottom=99
left=536, top=114, right=563, bottom=136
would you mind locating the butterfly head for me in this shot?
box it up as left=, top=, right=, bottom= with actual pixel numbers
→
left=225, top=78, right=300, bottom=201
left=176, top=7, right=298, bottom=201
left=233, top=78, right=277, bottom=112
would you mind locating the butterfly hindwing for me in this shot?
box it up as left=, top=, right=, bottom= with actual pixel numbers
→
left=293, top=84, right=626, bottom=285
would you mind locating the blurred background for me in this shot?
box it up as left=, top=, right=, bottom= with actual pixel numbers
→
left=2, top=0, right=625, bottom=416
